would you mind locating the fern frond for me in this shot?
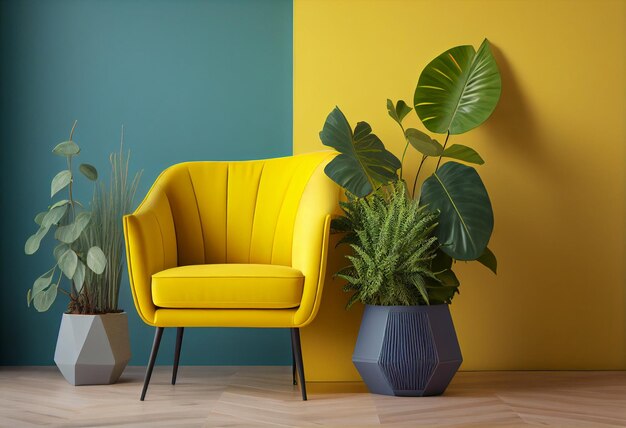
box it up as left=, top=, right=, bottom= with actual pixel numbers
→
left=332, top=180, right=447, bottom=307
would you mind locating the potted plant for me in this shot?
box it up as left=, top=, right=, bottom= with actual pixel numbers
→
left=24, top=122, right=141, bottom=385
left=319, top=39, right=501, bottom=396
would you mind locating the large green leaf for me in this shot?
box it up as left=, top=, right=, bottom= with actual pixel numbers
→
left=55, top=211, right=91, bottom=243
left=51, top=170, right=71, bottom=197
left=320, top=107, right=400, bottom=197
left=414, top=39, right=501, bottom=135
left=87, top=246, right=107, bottom=275
left=419, top=161, right=493, bottom=260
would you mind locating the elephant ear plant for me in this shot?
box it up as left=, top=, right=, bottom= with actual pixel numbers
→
left=322, top=39, right=501, bottom=307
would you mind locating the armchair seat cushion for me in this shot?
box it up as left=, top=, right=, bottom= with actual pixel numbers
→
left=151, top=264, right=304, bottom=309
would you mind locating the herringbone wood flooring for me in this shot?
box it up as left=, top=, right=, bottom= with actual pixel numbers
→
left=0, top=367, right=624, bottom=427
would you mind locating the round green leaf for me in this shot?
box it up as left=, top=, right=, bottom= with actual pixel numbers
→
left=26, top=289, right=32, bottom=307
left=41, top=204, right=68, bottom=228
left=24, top=225, right=50, bottom=255
left=52, top=140, right=80, bottom=156
left=55, top=211, right=91, bottom=243
left=405, top=128, right=443, bottom=156
left=414, top=39, right=501, bottom=135
left=58, top=248, right=78, bottom=279
left=34, top=211, right=47, bottom=226
left=53, top=243, right=69, bottom=262
left=419, top=161, right=493, bottom=260
left=33, top=284, right=58, bottom=312
left=73, top=260, right=86, bottom=292
left=79, top=163, right=98, bottom=181
left=51, top=170, right=72, bottom=197
left=320, top=107, right=400, bottom=197
left=87, top=246, right=107, bottom=274
left=50, top=199, right=70, bottom=209
left=33, top=267, right=55, bottom=294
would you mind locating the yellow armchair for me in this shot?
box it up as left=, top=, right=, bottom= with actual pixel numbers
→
left=124, top=152, right=338, bottom=400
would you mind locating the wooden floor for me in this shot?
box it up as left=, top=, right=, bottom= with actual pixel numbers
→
left=0, top=367, right=625, bottom=427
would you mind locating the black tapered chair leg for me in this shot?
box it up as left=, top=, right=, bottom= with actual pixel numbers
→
left=291, top=348, right=297, bottom=385
left=140, top=327, right=164, bottom=401
left=291, top=328, right=307, bottom=400
left=172, top=327, right=185, bottom=385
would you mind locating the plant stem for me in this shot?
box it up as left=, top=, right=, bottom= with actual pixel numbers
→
left=399, top=142, right=409, bottom=180
left=67, top=156, right=74, bottom=217
left=67, top=120, right=78, bottom=221
left=398, top=123, right=408, bottom=180
left=69, top=120, right=77, bottom=141
left=412, top=155, right=427, bottom=198
left=435, top=131, right=450, bottom=170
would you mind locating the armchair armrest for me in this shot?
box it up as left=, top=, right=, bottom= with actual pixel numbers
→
left=123, top=181, right=178, bottom=326
left=292, top=214, right=332, bottom=327
left=292, top=157, right=339, bottom=327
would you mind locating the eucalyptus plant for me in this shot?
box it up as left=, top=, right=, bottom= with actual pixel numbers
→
left=25, top=122, right=107, bottom=312
left=321, top=39, right=501, bottom=306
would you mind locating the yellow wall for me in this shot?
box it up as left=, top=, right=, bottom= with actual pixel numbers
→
left=295, top=0, right=625, bottom=374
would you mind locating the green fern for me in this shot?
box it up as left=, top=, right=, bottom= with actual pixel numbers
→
left=334, top=181, right=458, bottom=307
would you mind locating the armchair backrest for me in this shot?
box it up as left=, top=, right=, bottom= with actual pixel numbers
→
left=137, top=151, right=338, bottom=268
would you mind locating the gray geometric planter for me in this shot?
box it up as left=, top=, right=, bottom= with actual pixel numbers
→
left=352, top=304, right=462, bottom=396
left=54, top=312, right=131, bottom=385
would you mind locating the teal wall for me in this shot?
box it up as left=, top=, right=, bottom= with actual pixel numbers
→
left=0, top=0, right=293, bottom=365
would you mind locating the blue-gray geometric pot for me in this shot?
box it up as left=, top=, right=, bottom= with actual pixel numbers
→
left=352, top=304, right=462, bottom=396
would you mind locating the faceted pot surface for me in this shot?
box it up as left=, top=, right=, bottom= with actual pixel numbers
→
left=352, top=304, right=462, bottom=396
left=54, top=312, right=131, bottom=385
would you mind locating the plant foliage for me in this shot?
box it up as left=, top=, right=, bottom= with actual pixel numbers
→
left=24, top=122, right=106, bottom=312
left=78, top=142, right=142, bottom=313
left=24, top=123, right=141, bottom=314
left=335, top=182, right=454, bottom=307
left=413, top=39, right=501, bottom=135
left=323, top=39, right=501, bottom=308
left=419, top=161, right=493, bottom=260
left=320, top=107, right=401, bottom=198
